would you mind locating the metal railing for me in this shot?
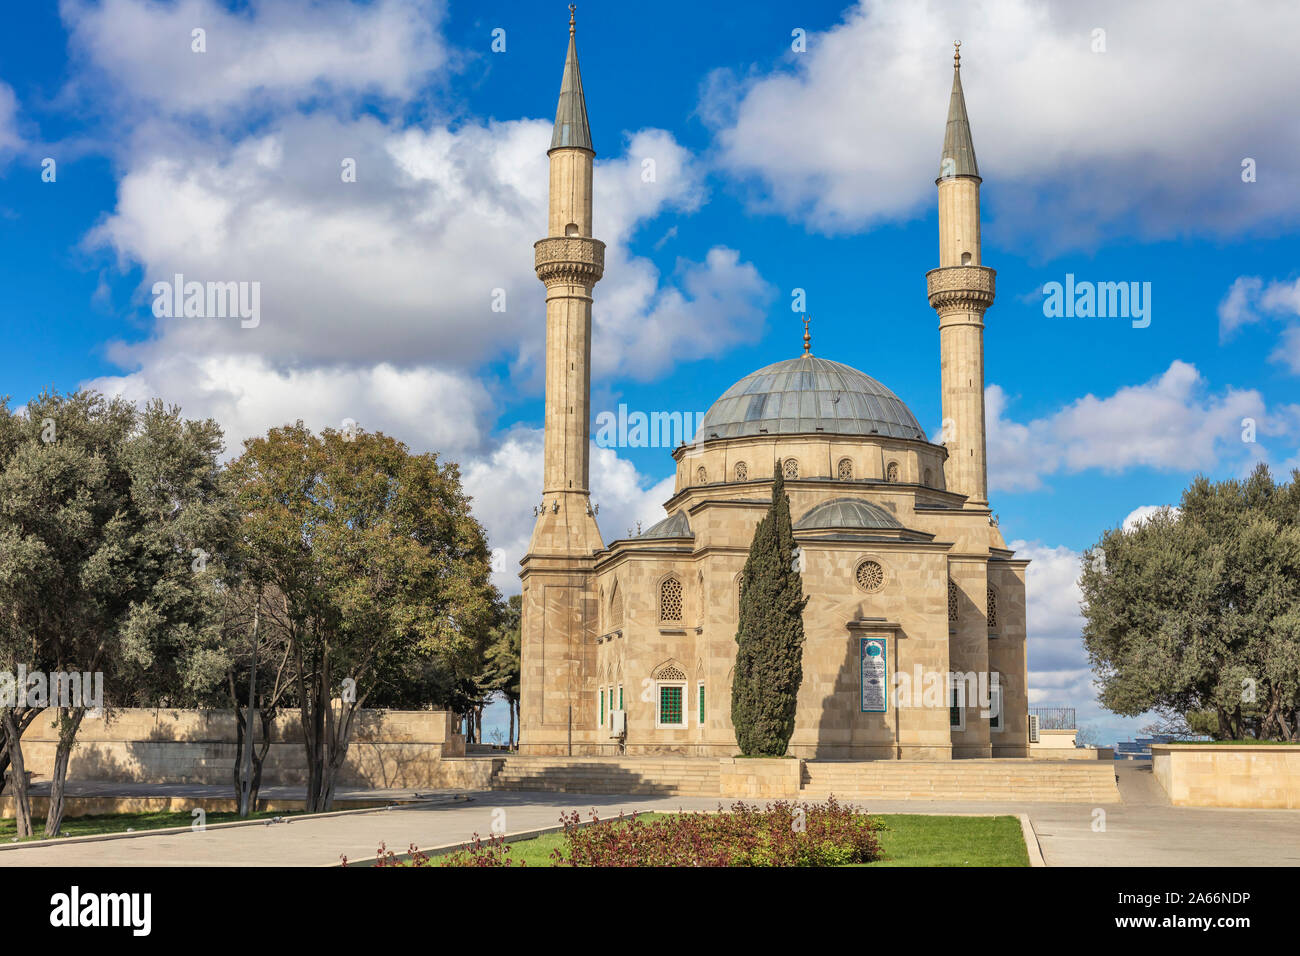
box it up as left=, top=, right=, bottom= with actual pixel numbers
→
left=1029, top=707, right=1076, bottom=730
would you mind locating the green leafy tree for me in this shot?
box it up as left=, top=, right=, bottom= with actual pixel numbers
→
left=224, top=422, right=499, bottom=812
left=479, top=594, right=522, bottom=747
left=731, top=471, right=809, bottom=756
left=0, top=391, right=231, bottom=836
left=1081, top=465, right=1300, bottom=741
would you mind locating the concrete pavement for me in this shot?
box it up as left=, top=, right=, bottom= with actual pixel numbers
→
left=1, top=763, right=1297, bottom=866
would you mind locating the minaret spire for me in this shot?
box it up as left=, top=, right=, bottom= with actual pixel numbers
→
left=927, top=43, right=994, bottom=508
left=939, top=39, right=979, bottom=181
left=529, top=6, right=605, bottom=555
left=551, top=5, right=593, bottom=152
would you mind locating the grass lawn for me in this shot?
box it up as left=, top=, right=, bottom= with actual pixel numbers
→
left=858, top=814, right=1028, bottom=867
left=440, top=812, right=1028, bottom=867
left=0, top=809, right=300, bottom=842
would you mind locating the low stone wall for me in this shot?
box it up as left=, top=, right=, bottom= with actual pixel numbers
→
left=1151, top=744, right=1300, bottom=808
left=1030, top=747, right=1114, bottom=761
left=14, top=708, right=465, bottom=789
left=718, top=758, right=802, bottom=799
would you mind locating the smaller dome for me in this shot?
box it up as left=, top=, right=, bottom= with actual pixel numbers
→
left=637, top=511, right=693, bottom=539
left=794, top=497, right=902, bottom=531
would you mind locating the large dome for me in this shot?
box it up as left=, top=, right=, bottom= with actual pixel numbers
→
left=698, top=355, right=925, bottom=441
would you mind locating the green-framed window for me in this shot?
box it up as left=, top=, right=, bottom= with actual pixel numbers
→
left=599, top=687, right=605, bottom=726
left=659, top=685, right=683, bottom=726
left=608, top=687, right=614, bottom=726
left=618, top=685, right=623, bottom=710
left=698, top=682, right=705, bottom=724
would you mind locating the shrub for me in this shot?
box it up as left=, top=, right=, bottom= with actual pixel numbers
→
left=422, top=798, right=881, bottom=867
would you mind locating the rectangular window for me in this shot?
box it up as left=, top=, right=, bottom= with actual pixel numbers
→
left=989, top=685, right=1003, bottom=732
left=618, top=684, right=623, bottom=710
left=949, top=681, right=965, bottom=731
left=659, top=685, right=683, bottom=726
left=599, top=686, right=605, bottom=726
left=698, top=682, right=705, bottom=724
left=608, top=688, right=615, bottom=727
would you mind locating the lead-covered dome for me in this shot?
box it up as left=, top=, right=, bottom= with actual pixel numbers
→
left=698, top=355, right=925, bottom=441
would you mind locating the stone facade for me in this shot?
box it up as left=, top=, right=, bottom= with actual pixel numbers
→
left=519, top=30, right=1029, bottom=762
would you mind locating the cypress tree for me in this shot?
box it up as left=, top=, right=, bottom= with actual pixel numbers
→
left=731, top=470, right=809, bottom=756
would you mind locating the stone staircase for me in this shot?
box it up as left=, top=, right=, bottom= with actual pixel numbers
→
left=490, top=756, right=721, bottom=796
left=800, top=759, right=1121, bottom=803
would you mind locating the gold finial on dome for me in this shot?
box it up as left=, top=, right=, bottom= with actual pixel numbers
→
left=953, top=40, right=961, bottom=69
left=802, top=315, right=812, bottom=354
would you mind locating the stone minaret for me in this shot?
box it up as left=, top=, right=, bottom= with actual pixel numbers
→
left=927, top=42, right=995, bottom=509
left=531, top=6, right=604, bottom=555
left=518, top=8, right=603, bottom=755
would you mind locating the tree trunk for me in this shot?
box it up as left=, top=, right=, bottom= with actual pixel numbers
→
left=44, top=707, right=88, bottom=837
left=238, top=601, right=261, bottom=817
left=1, top=710, right=34, bottom=839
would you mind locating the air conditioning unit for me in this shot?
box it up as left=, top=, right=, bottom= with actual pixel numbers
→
left=1028, top=714, right=1040, bottom=744
left=609, top=710, right=626, bottom=738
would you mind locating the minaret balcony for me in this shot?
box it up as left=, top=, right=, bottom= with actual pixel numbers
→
left=535, top=236, right=606, bottom=286
left=926, top=265, right=995, bottom=312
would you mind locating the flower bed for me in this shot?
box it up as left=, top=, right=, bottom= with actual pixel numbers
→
left=366, top=798, right=883, bottom=867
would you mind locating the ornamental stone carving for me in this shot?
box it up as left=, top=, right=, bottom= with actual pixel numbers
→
left=925, top=265, right=996, bottom=312
left=535, top=236, right=606, bottom=285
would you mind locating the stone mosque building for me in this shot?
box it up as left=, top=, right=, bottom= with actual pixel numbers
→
left=519, top=15, right=1029, bottom=760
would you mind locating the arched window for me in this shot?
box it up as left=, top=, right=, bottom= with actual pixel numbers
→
left=987, top=586, right=998, bottom=629
left=734, top=461, right=748, bottom=481
left=783, top=458, right=799, bottom=479
left=885, top=461, right=900, bottom=482
left=948, top=579, right=959, bottom=622
left=609, top=582, right=624, bottom=628
left=696, top=466, right=707, bottom=484
left=565, top=222, right=580, bottom=237
left=659, top=577, right=683, bottom=623
left=837, top=458, right=853, bottom=480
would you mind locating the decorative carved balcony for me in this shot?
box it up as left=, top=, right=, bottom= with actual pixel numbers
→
left=926, top=265, right=996, bottom=313
left=535, top=236, right=605, bottom=286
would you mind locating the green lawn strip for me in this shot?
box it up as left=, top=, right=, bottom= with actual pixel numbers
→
left=436, top=812, right=1027, bottom=867
left=862, top=814, right=1028, bottom=867
left=0, top=808, right=301, bottom=842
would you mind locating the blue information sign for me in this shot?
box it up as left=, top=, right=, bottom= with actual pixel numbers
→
left=860, top=637, right=887, bottom=713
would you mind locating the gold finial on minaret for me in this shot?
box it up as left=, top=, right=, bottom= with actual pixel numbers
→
left=953, top=40, right=961, bottom=68
left=802, top=315, right=812, bottom=354
left=569, top=4, right=576, bottom=35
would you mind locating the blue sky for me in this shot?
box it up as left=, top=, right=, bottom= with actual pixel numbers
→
left=3, top=0, right=1299, bottom=747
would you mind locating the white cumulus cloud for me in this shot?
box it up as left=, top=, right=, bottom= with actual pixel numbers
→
left=703, top=0, right=1300, bottom=249
left=987, top=361, right=1288, bottom=492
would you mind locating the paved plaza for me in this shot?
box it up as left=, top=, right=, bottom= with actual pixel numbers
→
left=0, top=765, right=1297, bottom=867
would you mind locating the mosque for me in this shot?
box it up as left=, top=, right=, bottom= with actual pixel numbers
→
left=518, top=13, right=1028, bottom=759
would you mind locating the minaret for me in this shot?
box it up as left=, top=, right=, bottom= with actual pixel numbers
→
left=927, top=42, right=995, bottom=508
left=531, top=6, right=604, bottom=555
